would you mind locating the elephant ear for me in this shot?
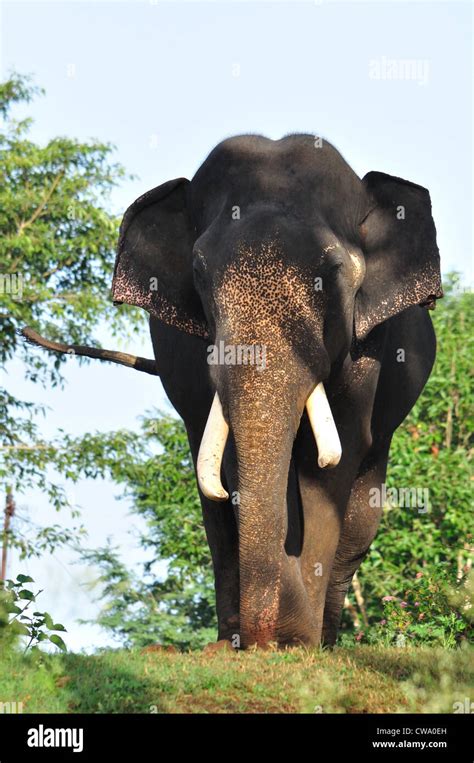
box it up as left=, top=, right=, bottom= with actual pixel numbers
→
left=355, top=171, right=443, bottom=340
left=112, top=177, right=208, bottom=337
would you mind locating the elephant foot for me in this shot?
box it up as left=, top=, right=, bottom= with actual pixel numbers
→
left=217, top=613, right=240, bottom=646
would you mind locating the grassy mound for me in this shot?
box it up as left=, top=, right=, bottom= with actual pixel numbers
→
left=0, top=645, right=472, bottom=714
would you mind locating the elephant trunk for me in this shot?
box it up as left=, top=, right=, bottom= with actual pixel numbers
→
left=197, top=372, right=342, bottom=647
left=231, top=392, right=302, bottom=647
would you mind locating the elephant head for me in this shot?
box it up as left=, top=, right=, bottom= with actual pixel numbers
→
left=112, top=135, right=442, bottom=646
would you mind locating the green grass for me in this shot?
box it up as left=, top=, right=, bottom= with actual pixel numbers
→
left=0, top=645, right=472, bottom=714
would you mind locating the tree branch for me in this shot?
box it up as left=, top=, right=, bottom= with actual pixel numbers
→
left=21, top=327, right=159, bottom=376
left=16, top=171, right=64, bottom=236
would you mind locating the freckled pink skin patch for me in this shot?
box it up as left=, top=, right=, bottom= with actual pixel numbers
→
left=113, top=269, right=208, bottom=338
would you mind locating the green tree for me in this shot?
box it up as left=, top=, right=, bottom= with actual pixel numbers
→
left=344, top=277, right=473, bottom=644
left=0, top=72, right=143, bottom=559
left=81, top=415, right=217, bottom=649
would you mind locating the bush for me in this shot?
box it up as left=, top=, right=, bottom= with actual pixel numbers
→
left=0, top=574, right=67, bottom=653
left=341, top=278, right=473, bottom=645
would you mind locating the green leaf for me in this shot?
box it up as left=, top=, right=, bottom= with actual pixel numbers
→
left=11, top=622, right=29, bottom=636
left=18, top=590, right=35, bottom=601
left=16, top=574, right=34, bottom=583
left=42, top=612, right=54, bottom=629
left=49, top=634, right=67, bottom=652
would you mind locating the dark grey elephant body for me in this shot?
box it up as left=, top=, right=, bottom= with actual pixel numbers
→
left=113, top=135, right=442, bottom=647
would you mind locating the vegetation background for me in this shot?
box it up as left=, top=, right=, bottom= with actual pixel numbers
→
left=0, top=75, right=472, bottom=713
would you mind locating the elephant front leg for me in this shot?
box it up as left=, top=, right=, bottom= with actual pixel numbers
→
left=295, top=408, right=375, bottom=644
left=322, top=440, right=390, bottom=645
left=297, top=471, right=354, bottom=642
left=188, top=429, right=240, bottom=646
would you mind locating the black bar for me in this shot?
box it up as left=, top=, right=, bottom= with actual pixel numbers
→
left=0, top=712, right=471, bottom=760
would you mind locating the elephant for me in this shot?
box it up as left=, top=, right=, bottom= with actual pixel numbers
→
left=25, top=134, right=443, bottom=649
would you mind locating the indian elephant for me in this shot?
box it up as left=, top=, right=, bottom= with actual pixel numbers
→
left=25, top=134, right=443, bottom=648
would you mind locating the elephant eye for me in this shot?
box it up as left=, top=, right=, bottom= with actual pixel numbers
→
left=326, top=258, right=343, bottom=275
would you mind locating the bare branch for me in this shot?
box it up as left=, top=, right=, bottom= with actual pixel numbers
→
left=21, top=327, right=159, bottom=376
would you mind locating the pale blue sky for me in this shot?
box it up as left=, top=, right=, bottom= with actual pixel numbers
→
left=1, top=0, right=472, bottom=651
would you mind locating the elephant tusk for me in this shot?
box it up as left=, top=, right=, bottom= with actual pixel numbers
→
left=197, top=393, right=230, bottom=502
left=306, top=382, right=342, bottom=469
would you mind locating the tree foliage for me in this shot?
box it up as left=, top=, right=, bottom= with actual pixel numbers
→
left=347, top=277, right=473, bottom=644
left=81, top=416, right=217, bottom=650
left=0, top=73, right=143, bottom=557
